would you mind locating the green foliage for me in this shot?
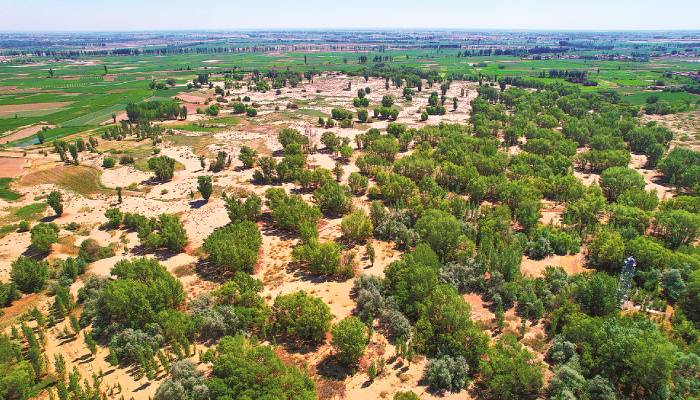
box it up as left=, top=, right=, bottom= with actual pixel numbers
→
left=78, top=238, right=114, bottom=263
left=341, top=209, right=373, bottom=243
left=238, top=145, right=257, bottom=169
left=203, top=221, right=262, bottom=274
left=587, top=229, right=625, bottom=273
left=47, top=190, right=63, bottom=216
left=10, top=256, right=48, bottom=293
left=87, top=257, right=185, bottom=337
left=479, top=335, right=543, bottom=399
left=265, top=188, right=321, bottom=235
left=331, top=317, right=369, bottom=365
left=223, top=193, right=261, bottom=224
left=148, top=155, right=176, bottom=182
left=29, top=222, right=59, bottom=254
left=653, top=208, right=700, bottom=249
left=573, top=272, right=619, bottom=317
left=197, top=175, right=213, bottom=201
left=313, top=181, right=352, bottom=215
left=562, top=315, right=678, bottom=397
left=600, top=167, right=645, bottom=202
left=414, top=209, right=465, bottom=262
left=272, top=291, right=332, bottom=344
left=206, top=335, right=316, bottom=399
left=126, top=100, right=181, bottom=122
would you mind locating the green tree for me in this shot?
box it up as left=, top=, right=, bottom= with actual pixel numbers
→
left=574, top=272, right=619, bottom=317
left=479, top=335, right=543, bottom=399
left=203, top=221, right=262, bottom=273
left=197, top=176, right=213, bottom=201
left=314, top=181, right=352, bottom=215
left=206, top=335, right=316, bottom=399
left=47, top=190, right=63, bottom=216
left=414, top=209, right=465, bottom=262
left=600, top=167, right=645, bottom=202
left=30, top=223, right=59, bottom=254
left=331, top=317, right=369, bottom=366
left=10, top=256, right=49, bottom=293
left=272, top=291, right=332, bottom=344
left=341, top=209, right=373, bottom=243
left=148, top=155, right=176, bottom=182
left=238, top=146, right=257, bottom=169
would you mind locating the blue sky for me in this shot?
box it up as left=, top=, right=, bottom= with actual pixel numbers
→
left=4, top=0, right=699, bottom=31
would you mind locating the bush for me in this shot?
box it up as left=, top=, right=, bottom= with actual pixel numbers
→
left=206, top=335, right=316, bottom=399
left=30, top=222, right=59, bottom=253
left=272, top=291, right=332, bottom=344
left=331, top=317, right=369, bottom=365
left=238, top=146, right=257, bottom=169
left=265, top=188, right=321, bottom=235
left=47, top=190, right=63, bottom=216
left=425, top=355, right=470, bottom=393
left=102, top=157, right=116, bottom=168
left=11, top=256, right=49, bottom=293
left=154, top=360, right=209, bottom=400
left=479, top=335, right=543, bottom=399
left=223, top=193, right=261, bottom=223
left=203, top=221, right=262, bottom=273
left=292, top=240, right=347, bottom=277
left=197, top=175, right=213, bottom=201
left=587, top=229, right=624, bottom=273
left=414, top=209, right=464, bottom=261
left=78, top=238, right=114, bottom=262
left=348, top=172, right=368, bottom=195
left=313, top=181, right=352, bottom=215
left=148, top=156, right=176, bottom=182
left=104, top=208, right=123, bottom=228
left=600, top=167, right=645, bottom=201
left=341, top=210, right=373, bottom=243
left=573, top=272, right=619, bottom=317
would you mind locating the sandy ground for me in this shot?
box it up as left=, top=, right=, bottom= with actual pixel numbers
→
left=0, top=74, right=685, bottom=400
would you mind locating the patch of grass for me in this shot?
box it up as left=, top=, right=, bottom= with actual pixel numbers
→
left=0, top=177, right=21, bottom=201
left=0, top=223, right=18, bottom=239
left=0, top=202, right=47, bottom=225
left=19, top=165, right=107, bottom=197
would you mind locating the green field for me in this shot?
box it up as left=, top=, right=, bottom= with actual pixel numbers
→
left=1, top=49, right=699, bottom=145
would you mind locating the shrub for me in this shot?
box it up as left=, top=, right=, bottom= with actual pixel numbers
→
left=272, top=291, right=332, bottom=344
left=197, top=175, right=213, bottom=201
left=479, top=335, right=543, bottom=399
left=223, top=193, right=261, bottom=223
left=341, top=210, right=373, bottom=243
left=313, top=181, right=352, bottom=215
left=238, top=145, right=257, bottom=169
left=600, top=167, right=645, bottom=201
left=47, top=190, right=63, bottom=216
left=78, top=239, right=114, bottom=263
left=102, top=157, right=116, bottom=168
left=203, top=221, right=262, bottom=273
left=206, top=335, right=316, bottom=399
left=30, top=222, right=59, bottom=253
left=148, top=156, right=176, bottom=182
left=11, top=256, right=49, bottom=293
left=348, top=172, right=368, bottom=195
left=331, top=316, right=369, bottom=365
left=574, top=272, right=619, bottom=317
left=104, top=208, right=123, bottom=228
left=292, top=240, right=345, bottom=277
left=425, top=355, right=470, bottom=393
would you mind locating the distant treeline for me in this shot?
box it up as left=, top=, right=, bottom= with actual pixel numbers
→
left=126, top=100, right=181, bottom=122
left=457, top=46, right=569, bottom=57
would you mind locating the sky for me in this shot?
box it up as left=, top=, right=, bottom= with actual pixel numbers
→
left=3, top=0, right=700, bottom=32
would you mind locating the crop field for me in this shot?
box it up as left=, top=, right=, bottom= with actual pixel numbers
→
left=1, top=48, right=699, bottom=147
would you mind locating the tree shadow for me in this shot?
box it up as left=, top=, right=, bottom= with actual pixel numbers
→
left=316, top=354, right=355, bottom=380
left=189, top=199, right=208, bottom=209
